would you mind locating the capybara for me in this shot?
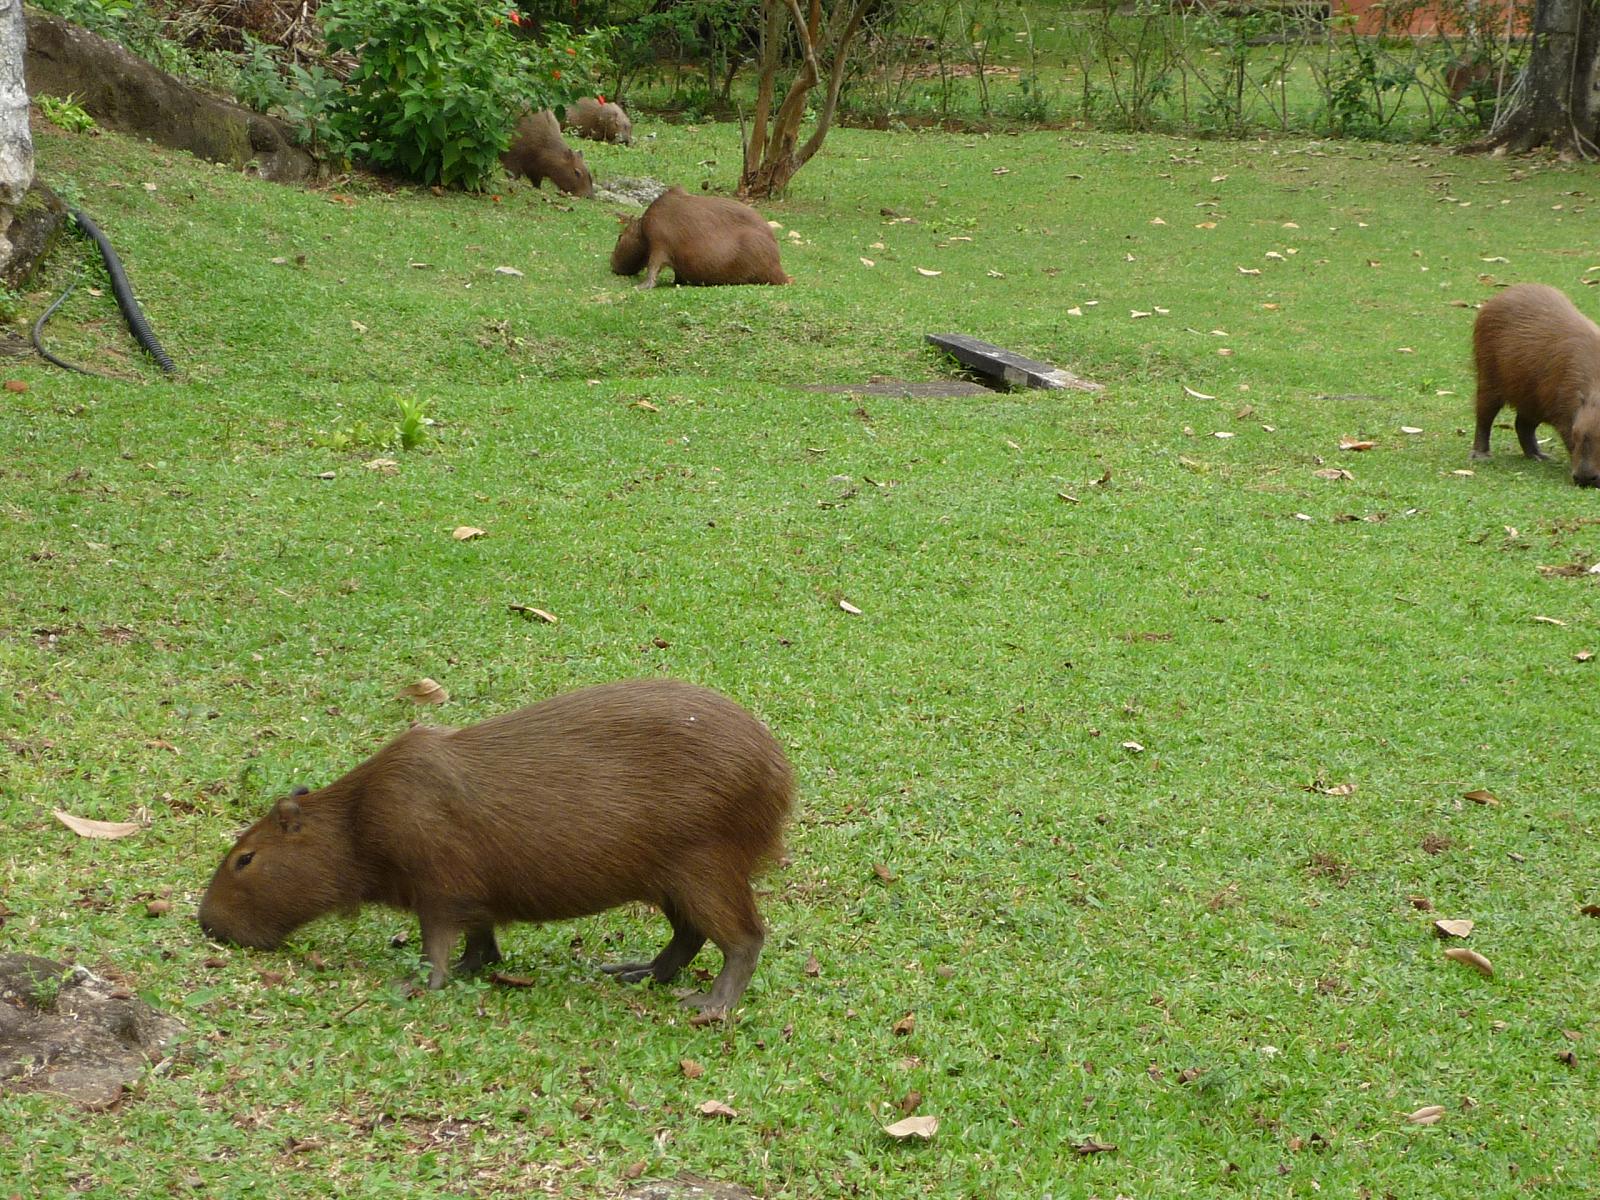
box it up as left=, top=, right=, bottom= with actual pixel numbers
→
left=565, top=96, right=633, bottom=145
left=1471, top=282, right=1600, bottom=487
left=610, top=186, right=791, bottom=289
left=197, top=680, right=794, bottom=1013
left=501, top=109, right=594, bottom=198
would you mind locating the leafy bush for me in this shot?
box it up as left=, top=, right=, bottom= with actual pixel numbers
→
left=321, top=0, right=601, bottom=189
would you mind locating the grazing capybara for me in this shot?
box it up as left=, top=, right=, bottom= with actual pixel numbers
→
left=197, top=680, right=794, bottom=1014
left=610, top=186, right=791, bottom=289
left=565, top=96, right=633, bottom=145
left=1471, top=282, right=1600, bottom=487
left=501, top=109, right=594, bottom=198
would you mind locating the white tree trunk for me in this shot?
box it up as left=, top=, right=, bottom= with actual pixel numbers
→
left=0, top=0, right=35, bottom=263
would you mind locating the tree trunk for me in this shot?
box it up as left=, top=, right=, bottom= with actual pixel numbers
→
left=0, top=0, right=35, bottom=265
left=738, top=0, right=881, bottom=199
left=1477, top=0, right=1600, bottom=156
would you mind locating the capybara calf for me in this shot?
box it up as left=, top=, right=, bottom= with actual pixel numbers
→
left=565, top=96, right=633, bottom=145
left=610, top=186, right=791, bottom=289
left=1471, top=282, right=1600, bottom=487
left=501, top=109, right=594, bottom=198
left=197, top=680, right=794, bottom=1014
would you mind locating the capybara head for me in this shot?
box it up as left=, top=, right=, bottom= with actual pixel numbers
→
left=556, top=147, right=595, bottom=199
left=1571, top=400, right=1600, bottom=487
left=197, top=788, right=359, bottom=949
left=610, top=213, right=647, bottom=276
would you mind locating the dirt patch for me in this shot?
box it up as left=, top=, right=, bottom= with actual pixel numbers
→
left=0, top=952, right=186, bottom=1109
left=798, top=378, right=996, bottom=398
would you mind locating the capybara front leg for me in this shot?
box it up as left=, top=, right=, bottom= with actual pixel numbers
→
left=418, top=911, right=464, bottom=990
left=1471, top=398, right=1498, bottom=459
left=638, top=251, right=668, bottom=290
left=456, top=924, right=503, bottom=975
left=1515, top=413, right=1551, bottom=460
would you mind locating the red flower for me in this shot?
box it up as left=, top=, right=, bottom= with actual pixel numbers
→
left=596, top=93, right=606, bottom=104
left=506, top=9, right=521, bottom=24
left=552, top=69, right=562, bottom=80
left=566, top=46, right=576, bottom=54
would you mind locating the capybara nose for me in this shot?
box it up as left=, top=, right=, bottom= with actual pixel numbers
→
left=1573, top=472, right=1600, bottom=489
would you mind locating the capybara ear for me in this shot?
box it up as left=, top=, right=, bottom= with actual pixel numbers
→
left=276, top=792, right=304, bottom=832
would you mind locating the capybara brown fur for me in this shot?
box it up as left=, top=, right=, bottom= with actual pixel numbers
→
left=610, top=186, right=791, bottom=289
left=565, top=96, right=633, bottom=145
left=501, top=109, right=594, bottom=198
left=197, top=680, right=794, bottom=1013
left=1471, top=282, right=1600, bottom=487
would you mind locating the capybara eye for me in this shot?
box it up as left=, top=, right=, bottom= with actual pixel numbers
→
left=235, top=851, right=255, bottom=870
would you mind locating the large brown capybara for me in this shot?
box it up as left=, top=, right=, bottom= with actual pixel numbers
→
left=501, top=109, right=594, bottom=198
left=1471, top=282, right=1600, bottom=487
left=197, top=680, right=794, bottom=1015
left=610, top=186, right=791, bottom=290
left=565, top=96, right=633, bottom=145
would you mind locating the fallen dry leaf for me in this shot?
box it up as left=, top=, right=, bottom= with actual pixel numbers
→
left=1581, top=904, right=1600, bottom=917
left=680, top=1059, right=705, bottom=1079
left=1237, top=267, right=1262, bottom=276
left=803, top=953, right=821, bottom=978
left=1074, top=1138, right=1117, bottom=1155
left=914, top=267, right=942, bottom=277
left=364, top=457, right=399, bottom=473
left=896, top=1089, right=923, bottom=1116
left=697, top=1100, right=737, bottom=1120
left=872, top=862, right=896, bottom=884
left=860, top=257, right=876, bottom=267
left=397, top=678, right=448, bottom=705
left=1532, top=616, right=1567, bottom=627
left=631, top=399, right=659, bottom=412
left=839, top=599, right=863, bottom=616
left=1313, top=468, right=1354, bottom=481
left=508, top=604, right=558, bottom=624
left=1183, top=385, right=1216, bottom=400
left=451, top=526, right=486, bottom=541
left=1462, top=789, right=1499, bottom=806
left=145, top=899, right=171, bottom=917
left=4, top=379, right=29, bottom=393
left=1443, top=947, right=1494, bottom=977
left=1433, top=919, right=1475, bottom=939
left=489, top=972, right=538, bottom=988
left=1409, top=895, right=1434, bottom=911
left=1307, top=781, right=1356, bottom=796
left=1407, top=1105, right=1446, bottom=1125
left=883, top=1114, right=938, bottom=1140
left=892, top=1012, right=917, bottom=1037
left=1401, top=425, right=1423, bottom=434
left=1121, top=740, right=1145, bottom=753
left=1339, top=439, right=1377, bottom=452
left=1577, top=651, right=1595, bottom=663
left=54, top=811, right=145, bottom=840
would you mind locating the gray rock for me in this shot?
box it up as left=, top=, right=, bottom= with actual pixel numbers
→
left=624, top=1175, right=756, bottom=1200
left=595, top=176, right=670, bottom=208
left=0, top=952, right=186, bottom=1110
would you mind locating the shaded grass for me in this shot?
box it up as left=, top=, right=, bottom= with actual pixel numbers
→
left=2, top=115, right=1599, bottom=1197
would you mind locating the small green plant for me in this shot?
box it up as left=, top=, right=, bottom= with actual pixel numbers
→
left=394, top=397, right=429, bottom=451
left=0, top=284, right=26, bottom=324
left=36, top=93, right=97, bottom=134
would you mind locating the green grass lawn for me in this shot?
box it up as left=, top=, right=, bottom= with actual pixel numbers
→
left=3, top=112, right=1599, bottom=1197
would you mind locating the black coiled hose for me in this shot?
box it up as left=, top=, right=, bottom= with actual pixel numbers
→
left=31, top=207, right=177, bottom=376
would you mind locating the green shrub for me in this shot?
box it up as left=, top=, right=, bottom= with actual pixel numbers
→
left=321, top=0, right=602, bottom=189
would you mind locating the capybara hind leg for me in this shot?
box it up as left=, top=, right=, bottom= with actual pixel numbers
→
left=418, top=910, right=465, bottom=990
left=1472, top=397, right=1499, bottom=459
left=1515, top=413, right=1551, bottom=460
left=681, top=881, right=765, bottom=1015
left=601, top=904, right=706, bottom=984
left=456, top=924, right=503, bottom=975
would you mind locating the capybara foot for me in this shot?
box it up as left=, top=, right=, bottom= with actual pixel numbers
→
left=1527, top=449, right=1553, bottom=462
left=1470, top=448, right=1492, bottom=461
left=600, top=960, right=657, bottom=984
left=455, top=927, right=503, bottom=974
